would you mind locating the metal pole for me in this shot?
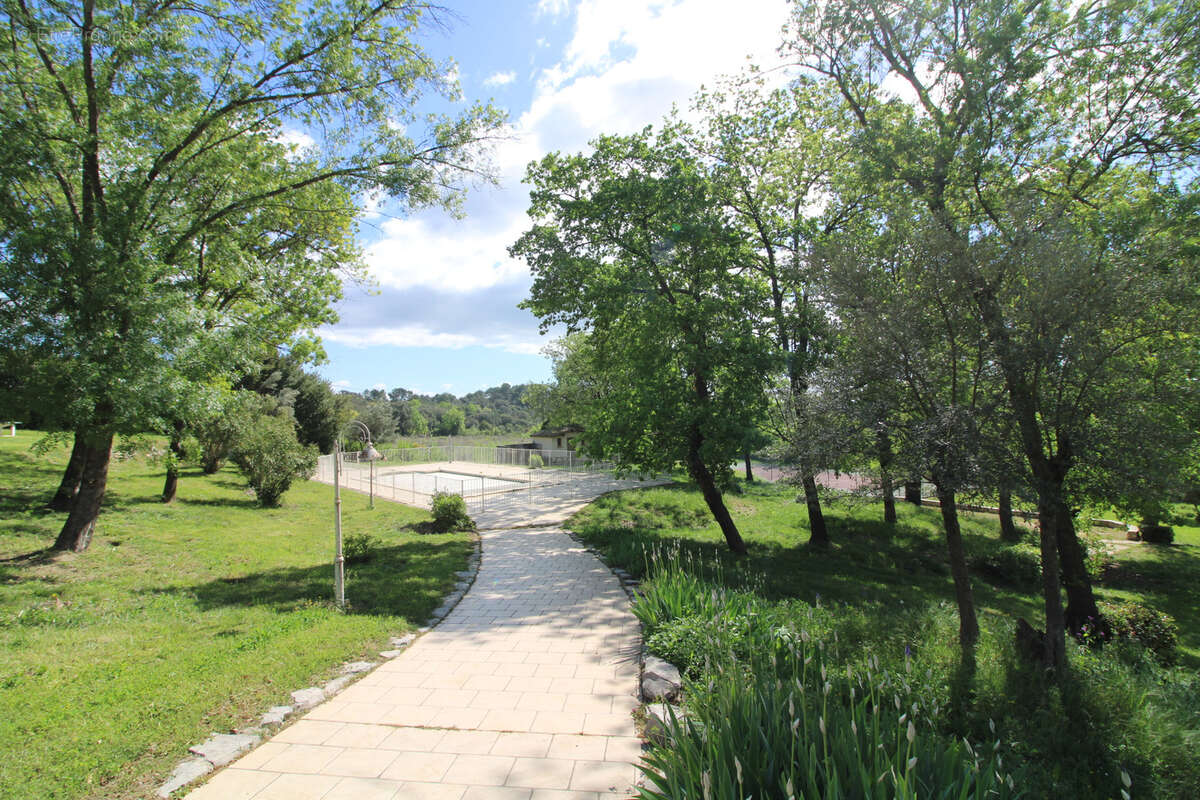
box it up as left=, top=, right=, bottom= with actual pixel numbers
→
left=334, top=441, right=345, bottom=609
left=369, top=457, right=375, bottom=509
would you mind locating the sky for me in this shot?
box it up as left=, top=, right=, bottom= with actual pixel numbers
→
left=316, top=0, right=794, bottom=397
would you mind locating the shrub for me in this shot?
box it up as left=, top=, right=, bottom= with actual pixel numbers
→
left=1079, top=529, right=1116, bottom=579
left=231, top=414, right=318, bottom=507
left=528, top=453, right=544, bottom=469
left=968, top=543, right=1042, bottom=591
left=343, top=532, right=380, bottom=564
left=646, top=613, right=752, bottom=678
left=430, top=491, right=475, bottom=532
left=1099, top=600, right=1178, bottom=666
left=1139, top=524, right=1174, bottom=544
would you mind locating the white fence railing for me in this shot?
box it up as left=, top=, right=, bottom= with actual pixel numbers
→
left=312, top=445, right=632, bottom=515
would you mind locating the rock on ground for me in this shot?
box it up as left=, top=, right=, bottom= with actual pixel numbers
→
left=641, top=655, right=682, bottom=702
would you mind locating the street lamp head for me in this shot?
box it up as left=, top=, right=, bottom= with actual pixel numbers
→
left=363, top=443, right=381, bottom=461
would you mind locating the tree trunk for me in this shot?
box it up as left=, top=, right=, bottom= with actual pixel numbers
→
left=1048, top=494, right=1104, bottom=636
left=934, top=484, right=980, bottom=650
left=48, top=431, right=86, bottom=511
left=904, top=480, right=923, bottom=505
left=743, top=450, right=754, bottom=483
left=686, top=427, right=746, bottom=554
left=877, top=427, right=896, bottom=524
left=161, top=420, right=185, bottom=503
left=53, top=430, right=114, bottom=552
left=998, top=486, right=1019, bottom=541
left=201, top=445, right=222, bottom=475
left=881, top=473, right=897, bottom=524
left=1036, top=501, right=1067, bottom=670
left=801, top=474, right=829, bottom=547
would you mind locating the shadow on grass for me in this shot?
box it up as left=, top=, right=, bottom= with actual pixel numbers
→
left=1101, top=543, right=1200, bottom=667
left=174, top=496, right=261, bottom=509
left=168, top=539, right=471, bottom=618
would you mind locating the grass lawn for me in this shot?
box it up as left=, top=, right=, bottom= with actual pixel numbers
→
left=568, top=478, right=1200, bottom=668
left=0, top=431, right=472, bottom=800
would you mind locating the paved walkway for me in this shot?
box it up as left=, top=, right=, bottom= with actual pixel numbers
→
left=183, top=479, right=654, bottom=799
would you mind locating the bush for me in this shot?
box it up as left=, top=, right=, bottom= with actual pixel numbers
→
left=528, top=453, right=544, bottom=469
left=1139, top=524, right=1174, bottom=544
left=430, top=491, right=475, bottom=532
left=1099, top=600, right=1178, bottom=666
left=646, top=613, right=752, bottom=678
left=343, top=532, right=379, bottom=564
left=232, top=414, right=318, bottom=507
left=968, top=543, right=1042, bottom=591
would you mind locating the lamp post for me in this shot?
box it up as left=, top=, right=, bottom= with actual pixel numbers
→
left=333, top=420, right=380, bottom=609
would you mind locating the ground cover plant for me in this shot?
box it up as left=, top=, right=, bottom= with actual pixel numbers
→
left=0, top=432, right=472, bottom=800
left=570, top=479, right=1200, bottom=798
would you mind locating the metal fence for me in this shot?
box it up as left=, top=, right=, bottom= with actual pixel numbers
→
left=312, top=445, right=632, bottom=515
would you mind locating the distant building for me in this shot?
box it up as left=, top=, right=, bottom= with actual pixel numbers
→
left=530, top=425, right=583, bottom=452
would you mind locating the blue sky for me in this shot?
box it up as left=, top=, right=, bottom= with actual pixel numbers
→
left=315, top=0, right=792, bottom=397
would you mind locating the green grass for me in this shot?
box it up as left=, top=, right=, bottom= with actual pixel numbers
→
left=571, top=479, right=1200, bottom=798
left=569, top=479, right=1199, bottom=667
left=0, top=431, right=472, bottom=800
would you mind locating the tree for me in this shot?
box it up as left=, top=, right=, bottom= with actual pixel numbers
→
left=232, top=412, right=318, bottom=507
left=785, top=0, right=1200, bottom=668
left=512, top=128, right=776, bottom=554
left=820, top=205, right=999, bottom=654
left=691, top=75, right=858, bottom=546
left=0, top=0, right=502, bottom=551
left=434, top=406, right=465, bottom=437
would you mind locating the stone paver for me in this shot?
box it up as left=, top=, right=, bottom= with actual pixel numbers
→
left=184, top=514, right=646, bottom=798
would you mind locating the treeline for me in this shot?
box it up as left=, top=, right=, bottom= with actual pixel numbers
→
left=338, top=382, right=541, bottom=442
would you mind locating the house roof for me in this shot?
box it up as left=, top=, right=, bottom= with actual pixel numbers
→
left=530, top=425, right=583, bottom=438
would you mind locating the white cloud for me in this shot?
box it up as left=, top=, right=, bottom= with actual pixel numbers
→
left=332, top=380, right=352, bottom=390
left=536, top=0, right=570, bottom=18
left=320, top=323, right=545, bottom=356
left=346, top=0, right=792, bottom=319
left=274, top=127, right=316, bottom=155
left=497, top=0, right=791, bottom=179
left=484, top=70, right=517, bottom=86
left=363, top=214, right=529, bottom=293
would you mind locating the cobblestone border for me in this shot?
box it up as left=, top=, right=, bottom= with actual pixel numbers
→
left=157, top=532, right=483, bottom=798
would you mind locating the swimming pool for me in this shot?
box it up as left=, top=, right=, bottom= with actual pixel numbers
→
left=385, top=470, right=525, bottom=495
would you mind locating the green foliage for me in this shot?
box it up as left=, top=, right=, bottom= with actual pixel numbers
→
left=430, top=491, right=476, bottom=533
left=528, top=453, right=544, bottom=469
left=1140, top=525, right=1175, bottom=545
left=968, top=543, right=1042, bottom=592
left=574, top=482, right=1200, bottom=796
left=512, top=128, right=776, bottom=485
left=646, top=613, right=752, bottom=679
left=232, top=414, right=318, bottom=507
left=343, top=532, right=380, bottom=565
left=1098, top=600, right=1179, bottom=666
left=238, top=353, right=344, bottom=453
left=636, top=561, right=1021, bottom=800
left=435, top=406, right=466, bottom=436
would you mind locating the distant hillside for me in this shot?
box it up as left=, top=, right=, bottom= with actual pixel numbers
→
left=340, top=382, right=542, bottom=438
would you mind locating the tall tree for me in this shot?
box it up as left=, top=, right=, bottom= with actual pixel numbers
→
left=785, top=0, right=1200, bottom=668
left=0, top=0, right=502, bottom=551
left=511, top=129, right=776, bottom=554
left=690, top=77, right=858, bottom=546
left=821, top=204, right=999, bottom=654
